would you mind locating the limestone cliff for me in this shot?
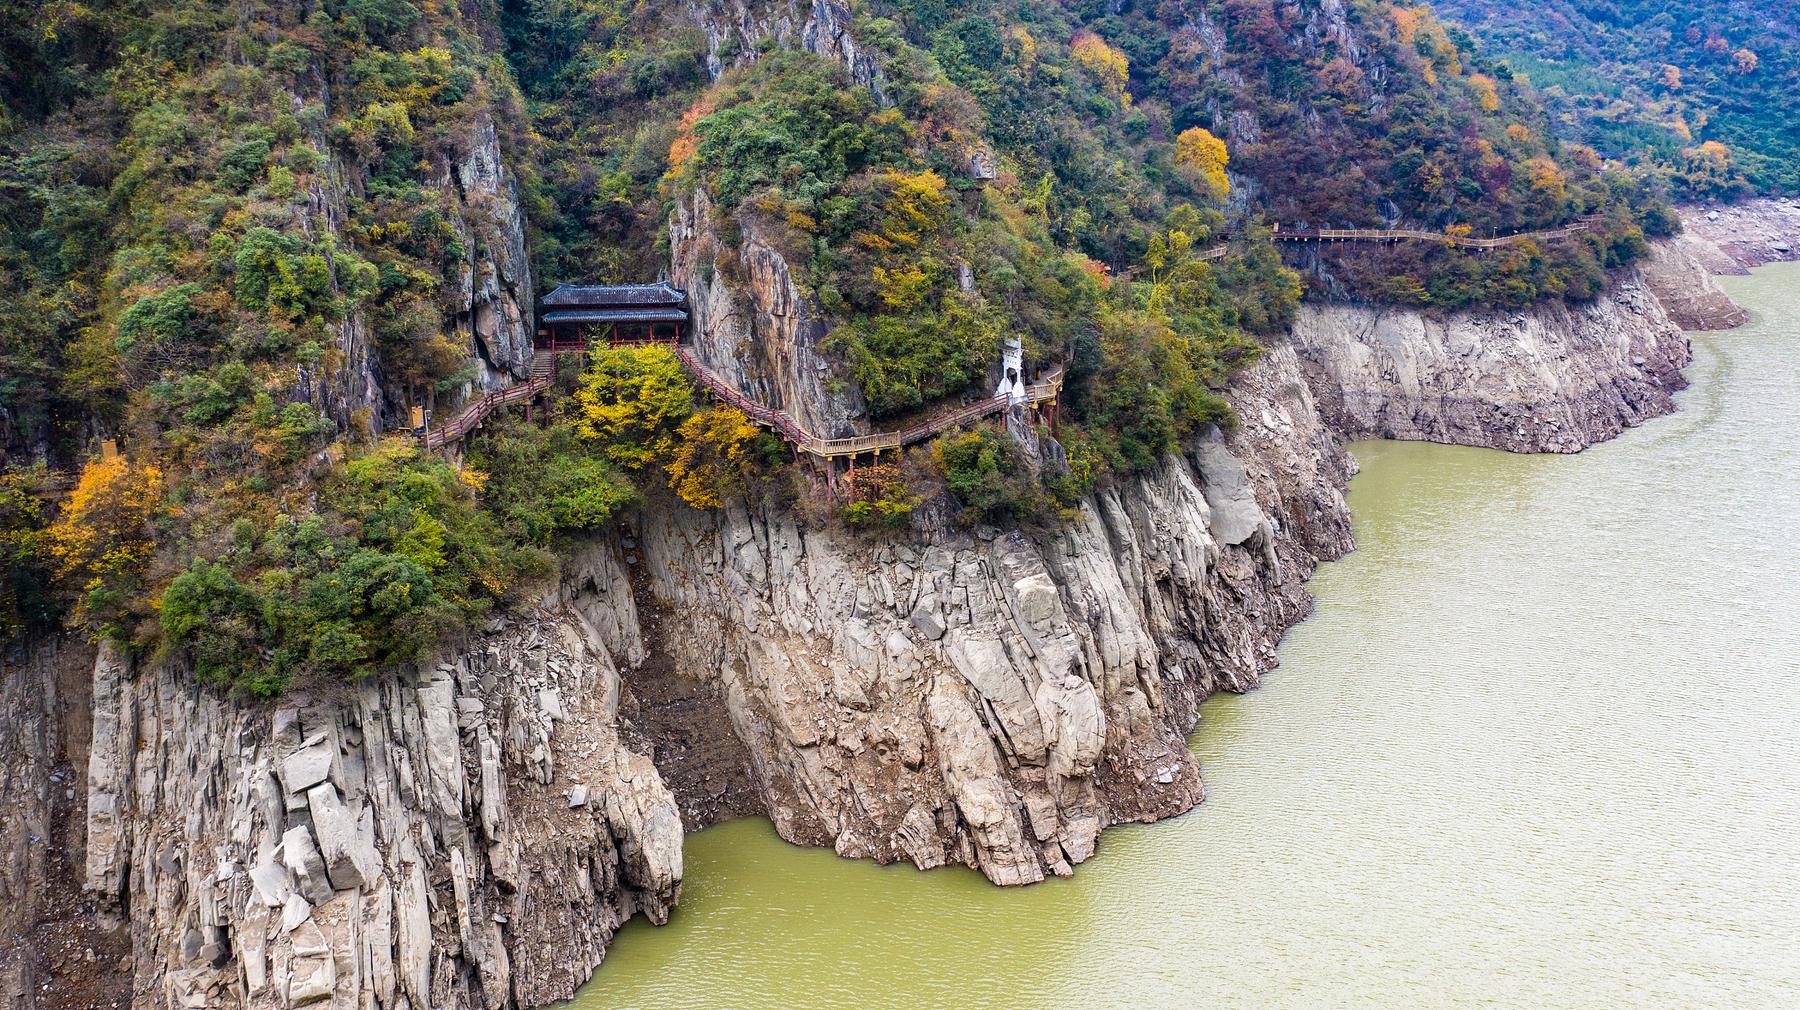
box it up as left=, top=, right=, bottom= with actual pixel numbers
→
left=669, top=188, right=870, bottom=438
left=13, top=342, right=1347, bottom=1010
left=4, top=197, right=1728, bottom=1010
left=70, top=576, right=680, bottom=1010
left=618, top=344, right=1353, bottom=884
left=1640, top=202, right=1800, bottom=331
left=292, top=112, right=534, bottom=437
left=1642, top=232, right=1750, bottom=331
left=1287, top=266, right=1692, bottom=453
left=686, top=0, right=890, bottom=103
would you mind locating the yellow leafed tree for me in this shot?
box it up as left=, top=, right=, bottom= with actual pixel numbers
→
left=1174, top=127, right=1230, bottom=201
left=1469, top=74, right=1501, bottom=114
left=573, top=345, right=696, bottom=470
left=1071, top=32, right=1130, bottom=109
left=665, top=406, right=762, bottom=509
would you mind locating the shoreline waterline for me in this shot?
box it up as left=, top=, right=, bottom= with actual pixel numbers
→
left=574, top=261, right=1800, bottom=1009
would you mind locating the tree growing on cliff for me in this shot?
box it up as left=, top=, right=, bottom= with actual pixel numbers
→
left=573, top=345, right=697, bottom=470
left=42, top=456, right=163, bottom=639
left=1174, top=127, right=1231, bottom=202
left=664, top=406, right=763, bottom=509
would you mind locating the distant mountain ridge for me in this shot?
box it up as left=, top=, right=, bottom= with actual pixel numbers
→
left=1433, top=0, right=1800, bottom=194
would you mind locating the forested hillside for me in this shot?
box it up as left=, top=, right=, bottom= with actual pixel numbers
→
left=1434, top=0, right=1800, bottom=195
left=1, top=0, right=1671, bottom=693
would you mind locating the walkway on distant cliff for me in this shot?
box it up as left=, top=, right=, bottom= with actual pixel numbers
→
left=1190, top=215, right=1601, bottom=261
left=1270, top=216, right=1599, bottom=249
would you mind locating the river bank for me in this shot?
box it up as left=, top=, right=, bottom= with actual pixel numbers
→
left=0, top=216, right=1783, bottom=1009
left=575, top=260, right=1800, bottom=1009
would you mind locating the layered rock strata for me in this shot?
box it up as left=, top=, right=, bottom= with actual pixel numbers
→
left=1288, top=266, right=1692, bottom=452
left=71, top=573, right=680, bottom=1010
left=5, top=226, right=1721, bottom=1010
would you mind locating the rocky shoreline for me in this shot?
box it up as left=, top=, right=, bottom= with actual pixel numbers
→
left=0, top=212, right=1782, bottom=1010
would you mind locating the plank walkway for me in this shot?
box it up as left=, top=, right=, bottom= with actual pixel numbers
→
left=418, top=353, right=555, bottom=451
left=673, top=345, right=1063, bottom=460
left=416, top=214, right=1598, bottom=450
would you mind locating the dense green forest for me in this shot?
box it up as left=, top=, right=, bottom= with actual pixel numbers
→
left=1434, top=0, right=1800, bottom=195
left=0, top=0, right=1677, bottom=693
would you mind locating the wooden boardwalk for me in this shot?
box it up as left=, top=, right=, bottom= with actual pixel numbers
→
left=416, top=341, right=1063, bottom=460
left=416, top=214, right=1596, bottom=451
left=673, top=345, right=1062, bottom=460
left=1267, top=216, right=1599, bottom=250
left=1160, top=215, right=1596, bottom=269
left=418, top=353, right=555, bottom=451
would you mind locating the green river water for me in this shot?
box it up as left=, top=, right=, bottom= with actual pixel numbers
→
left=576, top=263, right=1800, bottom=1008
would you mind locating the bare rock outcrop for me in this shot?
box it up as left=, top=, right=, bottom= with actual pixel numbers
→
left=670, top=187, right=869, bottom=438
left=77, top=559, right=680, bottom=1010
left=445, top=119, right=537, bottom=388
left=1288, top=267, right=1692, bottom=452
left=1677, top=198, right=1800, bottom=272
left=1641, top=232, right=1751, bottom=331
left=0, top=636, right=126, bottom=1010
left=618, top=346, right=1353, bottom=885
left=687, top=0, right=889, bottom=103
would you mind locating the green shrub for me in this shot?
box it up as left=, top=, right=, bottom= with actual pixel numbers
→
left=933, top=424, right=1052, bottom=525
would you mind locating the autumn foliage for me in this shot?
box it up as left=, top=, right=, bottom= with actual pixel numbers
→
left=43, top=457, right=163, bottom=635
left=1070, top=32, right=1131, bottom=109
left=665, top=407, right=762, bottom=509
left=1174, top=128, right=1231, bottom=201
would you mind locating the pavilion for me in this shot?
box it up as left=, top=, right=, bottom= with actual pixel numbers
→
left=538, top=281, right=689, bottom=350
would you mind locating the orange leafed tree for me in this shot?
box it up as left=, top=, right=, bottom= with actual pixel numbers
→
left=42, top=456, right=164, bottom=631
left=665, top=94, right=719, bottom=181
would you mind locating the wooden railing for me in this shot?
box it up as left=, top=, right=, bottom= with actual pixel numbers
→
left=674, top=345, right=1064, bottom=460
left=1268, top=216, right=1601, bottom=250
left=418, top=354, right=555, bottom=450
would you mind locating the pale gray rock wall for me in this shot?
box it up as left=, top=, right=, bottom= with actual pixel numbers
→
left=1288, top=267, right=1692, bottom=453
left=687, top=0, right=890, bottom=104
left=446, top=119, right=537, bottom=388
left=1678, top=198, right=1800, bottom=272
left=619, top=345, right=1354, bottom=886
left=670, top=187, right=869, bottom=438
left=1642, top=233, right=1751, bottom=331
left=75, top=558, right=681, bottom=1010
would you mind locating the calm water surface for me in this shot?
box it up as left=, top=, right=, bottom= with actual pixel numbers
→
left=577, top=263, right=1800, bottom=1008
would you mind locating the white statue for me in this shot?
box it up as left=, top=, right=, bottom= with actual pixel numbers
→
left=995, top=337, right=1026, bottom=405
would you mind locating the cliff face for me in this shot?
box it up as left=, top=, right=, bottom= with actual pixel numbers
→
left=294, top=113, right=535, bottom=436
left=1288, top=266, right=1692, bottom=453
left=70, top=570, right=680, bottom=1010
left=1641, top=201, right=1800, bottom=331
left=687, top=0, right=890, bottom=102
left=1642, top=233, right=1751, bottom=331
left=7, top=188, right=1729, bottom=1010
left=669, top=188, right=870, bottom=438
left=620, top=344, right=1353, bottom=884
left=19, top=344, right=1349, bottom=1010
